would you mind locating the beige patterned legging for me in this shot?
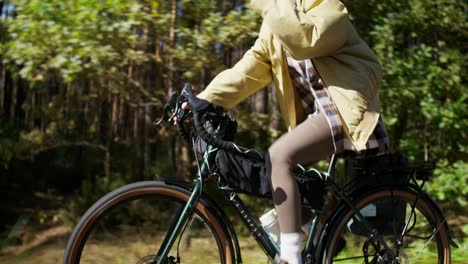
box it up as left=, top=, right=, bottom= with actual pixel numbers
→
left=265, top=110, right=334, bottom=233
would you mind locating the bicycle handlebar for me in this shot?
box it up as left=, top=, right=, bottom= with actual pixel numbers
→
left=156, top=83, right=238, bottom=152
left=181, top=84, right=237, bottom=152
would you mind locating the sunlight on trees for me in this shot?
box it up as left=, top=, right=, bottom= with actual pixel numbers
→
left=0, top=0, right=465, bottom=235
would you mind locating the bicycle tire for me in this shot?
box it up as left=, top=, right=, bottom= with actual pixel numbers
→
left=319, top=188, right=451, bottom=264
left=64, top=181, right=234, bottom=264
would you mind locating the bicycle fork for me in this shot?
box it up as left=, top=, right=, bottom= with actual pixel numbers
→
left=155, top=178, right=203, bottom=263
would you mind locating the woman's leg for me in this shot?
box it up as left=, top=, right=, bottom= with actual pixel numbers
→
left=266, top=111, right=334, bottom=263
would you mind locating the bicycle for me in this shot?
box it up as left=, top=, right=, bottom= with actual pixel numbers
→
left=64, top=84, right=457, bottom=263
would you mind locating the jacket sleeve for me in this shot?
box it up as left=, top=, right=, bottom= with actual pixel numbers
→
left=197, top=33, right=273, bottom=110
left=250, top=0, right=349, bottom=59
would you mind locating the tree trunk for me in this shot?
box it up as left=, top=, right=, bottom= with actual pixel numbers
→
left=143, top=104, right=151, bottom=179
left=95, top=81, right=102, bottom=143
left=124, top=104, right=130, bottom=142
left=269, top=84, right=280, bottom=132
left=167, top=0, right=178, bottom=175
left=102, top=80, right=113, bottom=179
left=9, top=76, right=18, bottom=125
left=132, top=106, right=138, bottom=140
left=136, top=104, right=145, bottom=180
left=0, top=0, right=6, bottom=115
left=222, top=0, right=232, bottom=13
left=224, top=47, right=232, bottom=67
left=0, top=63, right=5, bottom=114
left=66, top=82, right=71, bottom=120
left=40, top=86, right=46, bottom=132
left=111, top=94, right=118, bottom=139
left=166, top=0, right=177, bottom=94
left=118, top=94, right=124, bottom=141
left=253, top=88, right=268, bottom=114
left=27, top=89, right=35, bottom=129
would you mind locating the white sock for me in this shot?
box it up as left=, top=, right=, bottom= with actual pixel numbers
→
left=280, top=232, right=302, bottom=264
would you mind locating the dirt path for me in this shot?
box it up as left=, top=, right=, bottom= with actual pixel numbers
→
left=1, top=225, right=466, bottom=264
left=0, top=226, right=267, bottom=264
left=2, top=226, right=71, bottom=256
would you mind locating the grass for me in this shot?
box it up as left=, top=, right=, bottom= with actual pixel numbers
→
left=0, top=231, right=267, bottom=264
left=0, top=228, right=467, bottom=263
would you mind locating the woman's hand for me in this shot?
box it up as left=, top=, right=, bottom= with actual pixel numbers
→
left=173, top=102, right=190, bottom=125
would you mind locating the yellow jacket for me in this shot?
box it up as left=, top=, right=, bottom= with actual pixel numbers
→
left=198, top=0, right=383, bottom=151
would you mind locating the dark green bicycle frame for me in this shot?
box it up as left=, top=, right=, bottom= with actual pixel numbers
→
left=155, top=144, right=409, bottom=263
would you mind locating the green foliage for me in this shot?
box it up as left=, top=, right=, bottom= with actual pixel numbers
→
left=427, top=160, right=468, bottom=207
left=60, top=173, right=128, bottom=226
left=234, top=110, right=281, bottom=151
left=169, top=2, right=259, bottom=82
left=343, top=0, right=468, bottom=206
left=0, top=0, right=166, bottom=167
left=366, top=0, right=467, bottom=161
left=0, top=0, right=466, bottom=227
left=3, top=0, right=153, bottom=83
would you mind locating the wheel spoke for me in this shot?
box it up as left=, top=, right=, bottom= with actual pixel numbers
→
left=415, top=218, right=447, bottom=259
left=333, top=255, right=366, bottom=262
left=64, top=182, right=231, bottom=263
left=322, top=189, right=450, bottom=264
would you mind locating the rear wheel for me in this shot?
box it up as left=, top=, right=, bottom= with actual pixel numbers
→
left=64, top=181, right=234, bottom=263
left=320, top=188, right=451, bottom=263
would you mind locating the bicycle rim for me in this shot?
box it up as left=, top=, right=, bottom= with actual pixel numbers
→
left=64, top=181, right=233, bottom=264
left=321, top=189, right=450, bottom=264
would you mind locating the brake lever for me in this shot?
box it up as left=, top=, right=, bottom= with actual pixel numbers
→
left=176, top=99, right=191, bottom=121
left=155, top=92, right=178, bottom=126
left=168, top=92, right=189, bottom=124
left=167, top=91, right=178, bottom=109
left=154, top=104, right=170, bottom=126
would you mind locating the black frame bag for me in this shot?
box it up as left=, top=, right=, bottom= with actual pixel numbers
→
left=215, top=150, right=326, bottom=209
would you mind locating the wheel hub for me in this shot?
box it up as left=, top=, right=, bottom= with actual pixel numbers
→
left=362, top=236, right=405, bottom=264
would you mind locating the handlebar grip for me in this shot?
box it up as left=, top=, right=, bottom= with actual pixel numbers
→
left=193, top=111, right=236, bottom=152
left=182, top=83, right=211, bottom=112
left=180, top=84, right=236, bottom=151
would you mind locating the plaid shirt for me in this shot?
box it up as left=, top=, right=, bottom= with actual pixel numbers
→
left=286, top=53, right=389, bottom=158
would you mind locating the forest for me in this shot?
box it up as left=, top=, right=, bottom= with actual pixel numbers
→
left=0, top=0, right=466, bottom=263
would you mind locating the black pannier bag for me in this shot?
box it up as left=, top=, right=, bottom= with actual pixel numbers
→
left=344, top=154, right=411, bottom=236
left=215, top=150, right=326, bottom=209
left=346, top=198, right=408, bottom=236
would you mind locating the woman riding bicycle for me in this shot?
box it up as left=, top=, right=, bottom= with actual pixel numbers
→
left=191, top=0, right=389, bottom=263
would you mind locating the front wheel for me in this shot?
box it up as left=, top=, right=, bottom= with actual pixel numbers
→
left=64, top=181, right=234, bottom=263
left=320, top=188, right=451, bottom=264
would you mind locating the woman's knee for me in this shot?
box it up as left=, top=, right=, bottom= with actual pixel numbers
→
left=267, top=144, right=293, bottom=170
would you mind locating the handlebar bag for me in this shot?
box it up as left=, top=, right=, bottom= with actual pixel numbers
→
left=215, top=150, right=326, bottom=209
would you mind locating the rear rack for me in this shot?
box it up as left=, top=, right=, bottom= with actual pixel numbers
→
left=346, top=154, right=435, bottom=181
left=340, top=154, right=435, bottom=196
